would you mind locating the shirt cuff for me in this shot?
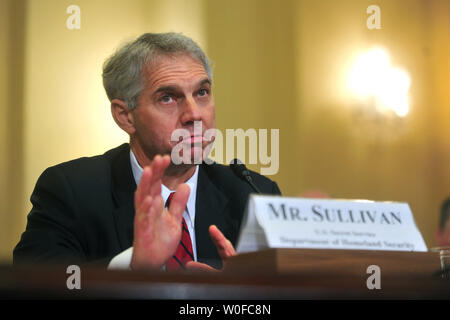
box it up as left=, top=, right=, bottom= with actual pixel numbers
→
left=107, top=247, right=133, bottom=270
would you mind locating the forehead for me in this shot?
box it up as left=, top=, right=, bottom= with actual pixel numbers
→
left=144, top=54, right=209, bottom=90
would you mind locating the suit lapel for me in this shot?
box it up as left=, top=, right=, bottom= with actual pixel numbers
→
left=195, top=164, right=230, bottom=268
left=110, top=144, right=136, bottom=251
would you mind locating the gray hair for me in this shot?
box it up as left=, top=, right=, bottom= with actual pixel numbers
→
left=102, top=32, right=212, bottom=110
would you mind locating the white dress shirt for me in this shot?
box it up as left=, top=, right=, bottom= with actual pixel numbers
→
left=108, top=151, right=199, bottom=270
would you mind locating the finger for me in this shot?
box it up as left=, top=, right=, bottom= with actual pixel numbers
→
left=168, top=183, right=190, bottom=221
left=152, top=155, right=170, bottom=182
left=161, top=154, right=171, bottom=168
left=185, top=261, right=220, bottom=273
left=209, top=225, right=237, bottom=259
left=148, top=155, right=170, bottom=197
left=148, top=194, right=164, bottom=224
left=147, top=155, right=162, bottom=197
left=157, top=155, right=171, bottom=178
left=135, top=166, right=152, bottom=205
left=134, top=195, right=153, bottom=232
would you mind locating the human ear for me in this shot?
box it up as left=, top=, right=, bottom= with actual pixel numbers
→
left=111, top=99, right=135, bottom=135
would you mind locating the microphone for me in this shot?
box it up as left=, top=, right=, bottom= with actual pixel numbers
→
left=230, top=159, right=262, bottom=194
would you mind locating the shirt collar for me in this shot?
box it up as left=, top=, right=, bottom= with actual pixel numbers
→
left=129, top=150, right=198, bottom=221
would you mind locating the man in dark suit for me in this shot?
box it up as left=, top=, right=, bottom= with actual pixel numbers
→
left=13, top=33, right=281, bottom=271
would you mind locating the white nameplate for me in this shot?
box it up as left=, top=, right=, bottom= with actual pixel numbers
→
left=236, top=195, right=427, bottom=253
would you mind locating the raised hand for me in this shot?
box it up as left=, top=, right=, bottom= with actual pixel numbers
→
left=131, top=155, right=190, bottom=270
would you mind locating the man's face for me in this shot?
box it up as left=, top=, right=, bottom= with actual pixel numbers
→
left=130, top=54, right=216, bottom=165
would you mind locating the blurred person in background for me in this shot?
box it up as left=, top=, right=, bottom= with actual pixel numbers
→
left=435, top=198, right=450, bottom=247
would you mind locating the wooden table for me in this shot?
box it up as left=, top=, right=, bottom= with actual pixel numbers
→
left=1, top=249, right=449, bottom=300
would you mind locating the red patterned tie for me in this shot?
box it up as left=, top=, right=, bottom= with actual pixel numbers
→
left=165, top=192, right=194, bottom=271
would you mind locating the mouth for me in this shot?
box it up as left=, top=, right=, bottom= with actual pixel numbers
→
left=188, top=136, right=204, bottom=144
left=173, top=133, right=215, bottom=147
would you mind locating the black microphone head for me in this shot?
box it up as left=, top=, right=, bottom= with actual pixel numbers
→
left=230, top=158, right=261, bottom=194
left=230, top=158, right=249, bottom=178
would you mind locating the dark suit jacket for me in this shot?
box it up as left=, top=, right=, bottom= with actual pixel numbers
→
left=13, top=143, right=281, bottom=268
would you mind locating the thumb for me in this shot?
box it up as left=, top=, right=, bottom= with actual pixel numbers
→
left=209, top=225, right=237, bottom=258
left=168, top=183, right=190, bottom=221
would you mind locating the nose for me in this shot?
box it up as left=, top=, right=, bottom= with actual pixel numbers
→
left=181, top=96, right=202, bottom=126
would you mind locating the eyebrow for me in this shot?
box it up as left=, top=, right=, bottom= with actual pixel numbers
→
left=198, top=78, right=212, bottom=87
left=152, top=78, right=212, bottom=98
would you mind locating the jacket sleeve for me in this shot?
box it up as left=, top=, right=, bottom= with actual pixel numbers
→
left=13, top=166, right=87, bottom=266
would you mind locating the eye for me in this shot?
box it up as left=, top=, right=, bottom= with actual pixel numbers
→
left=198, top=88, right=209, bottom=97
left=160, top=95, right=174, bottom=104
